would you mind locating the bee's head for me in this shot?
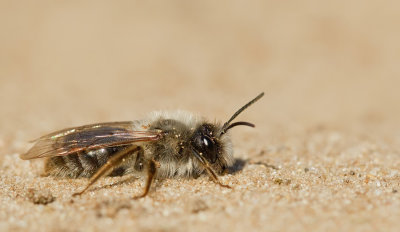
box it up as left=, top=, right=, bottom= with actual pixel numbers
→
left=190, top=92, right=264, bottom=173
left=191, top=123, right=228, bottom=173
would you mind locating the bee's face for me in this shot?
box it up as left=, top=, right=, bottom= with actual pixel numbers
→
left=191, top=123, right=229, bottom=173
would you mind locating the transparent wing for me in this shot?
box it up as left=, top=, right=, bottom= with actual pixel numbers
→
left=20, top=121, right=162, bottom=160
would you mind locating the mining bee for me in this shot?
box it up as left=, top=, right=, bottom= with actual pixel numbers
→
left=21, top=93, right=264, bottom=198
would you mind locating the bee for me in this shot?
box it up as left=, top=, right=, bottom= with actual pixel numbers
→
left=21, top=92, right=264, bottom=198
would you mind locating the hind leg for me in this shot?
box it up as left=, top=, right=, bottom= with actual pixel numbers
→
left=72, top=145, right=141, bottom=196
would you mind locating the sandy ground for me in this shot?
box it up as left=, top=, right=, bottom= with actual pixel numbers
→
left=1, top=1, right=400, bottom=231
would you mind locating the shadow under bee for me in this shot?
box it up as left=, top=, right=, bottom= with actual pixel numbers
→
left=227, top=158, right=247, bottom=174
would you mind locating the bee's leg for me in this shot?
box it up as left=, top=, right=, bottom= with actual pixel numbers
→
left=133, top=159, right=157, bottom=199
left=203, top=162, right=231, bottom=189
left=192, top=150, right=231, bottom=189
left=72, top=145, right=141, bottom=197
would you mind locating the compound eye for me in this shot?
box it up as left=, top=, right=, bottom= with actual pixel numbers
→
left=201, top=136, right=217, bottom=163
left=202, top=136, right=213, bottom=150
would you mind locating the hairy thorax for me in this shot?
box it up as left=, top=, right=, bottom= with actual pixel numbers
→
left=147, top=118, right=200, bottom=178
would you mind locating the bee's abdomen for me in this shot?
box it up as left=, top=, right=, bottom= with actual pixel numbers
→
left=44, top=146, right=130, bottom=178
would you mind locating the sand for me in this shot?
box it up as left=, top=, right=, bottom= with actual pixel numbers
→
left=1, top=1, right=400, bottom=231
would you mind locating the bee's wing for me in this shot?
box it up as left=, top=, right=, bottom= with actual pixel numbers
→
left=20, top=121, right=162, bottom=160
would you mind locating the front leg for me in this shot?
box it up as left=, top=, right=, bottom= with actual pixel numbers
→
left=192, top=150, right=231, bottom=189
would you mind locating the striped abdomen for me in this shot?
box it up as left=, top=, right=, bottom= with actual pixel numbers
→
left=44, top=145, right=144, bottom=178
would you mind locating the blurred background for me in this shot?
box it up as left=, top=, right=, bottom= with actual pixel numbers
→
left=0, top=0, right=399, bottom=153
